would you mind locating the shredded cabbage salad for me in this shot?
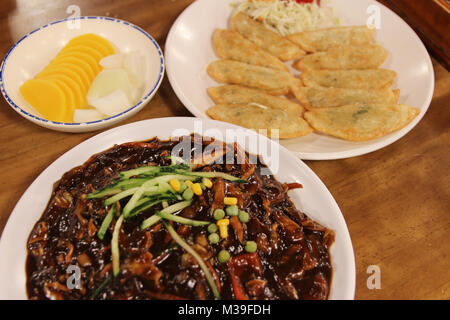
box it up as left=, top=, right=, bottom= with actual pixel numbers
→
left=231, top=0, right=340, bottom=36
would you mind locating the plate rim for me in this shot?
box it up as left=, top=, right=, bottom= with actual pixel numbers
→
left=0, top=15, right=165, bottom=129
left=0, top=116, right=355, bottom=300
left=165, top=0, right=435, bottom=161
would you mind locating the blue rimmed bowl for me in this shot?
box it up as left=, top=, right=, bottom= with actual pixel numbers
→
left=0, top=16, right=164, bottom=132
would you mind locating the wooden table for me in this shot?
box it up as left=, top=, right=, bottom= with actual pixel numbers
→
left=0, top=0, right=448, bottom=300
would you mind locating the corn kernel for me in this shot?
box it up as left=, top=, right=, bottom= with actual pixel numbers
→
left=217, top=219, right=230, bottom=239
left=224, top=197, right=238, bottom=206
left=202, top=177, right=213, bottom=189
left=185, top=180, right=194, bottom=188
left=169, top=178, right=181, bottom=192
left=191, top=183, right=203, bottom=196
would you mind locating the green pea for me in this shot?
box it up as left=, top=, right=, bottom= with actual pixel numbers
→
left=218, top=249, right=230, bottom=263
left=238, top=210, right=249, bottom=223
left=208, top=233, right=220, bottom=244
left=226, top=205, right=238, bottom=216
left=182, top=188, right=194, bottom=200
left=213, top=209, right=225, bottom=220
left=207, top=223, right=218, bottom=233
left=245, top=241, right=257, bottom=253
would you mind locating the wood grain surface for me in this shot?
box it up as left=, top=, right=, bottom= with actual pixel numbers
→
left=378, top=0, right=450, bottom=70
left=0, top=0, right=449, bottom=300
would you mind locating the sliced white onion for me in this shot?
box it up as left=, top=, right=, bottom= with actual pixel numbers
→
left=88, top=89, right=131, bottom=116
left=87, top=69, right=133, bottom=102
left=123, top=51, right=146, bottom=88
left=100, top=53, right=125, bottom=69
left=73, top=109, right=105, bottom=123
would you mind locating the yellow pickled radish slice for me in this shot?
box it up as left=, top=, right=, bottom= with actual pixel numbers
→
left=76, top=39, right=112, bottom=57
left=65, top=33, right=115, bottom=55
left=20, top=78, right=68, bottom=122
left=61, top=39, right=113, bottom=59
left=48, top=56, right=96, bottom=81
left=38, top=63, right=90, bottom=93
left=57, top=45, right=104, bottom=63
left=58, top=40, right=110, bottom=59
left=40, top=74, right=85, bottom=108
left=55, top=50, right=102, bottom=74
left=49, top=79, right=78, bottom=122
left=51, top=78, right=76, bottom=122
left=38, top=67, right=87, bottom=104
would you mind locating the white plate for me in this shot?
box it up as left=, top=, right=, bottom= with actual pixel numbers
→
left=0, top=117, right=355, bottom=300
left=0, top=16, right=164, bottom=133
left=165, top=0, right=434, bottom=160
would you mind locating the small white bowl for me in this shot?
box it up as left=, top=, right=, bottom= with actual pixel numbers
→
left=0, top=16, right=164, bottom=133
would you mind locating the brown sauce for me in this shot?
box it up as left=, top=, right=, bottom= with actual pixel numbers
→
left=26, top=135, right=334, bottom=300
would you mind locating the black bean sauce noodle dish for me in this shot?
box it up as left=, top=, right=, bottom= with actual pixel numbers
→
left=26, top=134, right=334, bottom=300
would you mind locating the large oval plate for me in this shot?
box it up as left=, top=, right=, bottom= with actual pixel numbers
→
left=0, top=117, right=355, bottom=299
left=165, top=0, right=434, bottom=160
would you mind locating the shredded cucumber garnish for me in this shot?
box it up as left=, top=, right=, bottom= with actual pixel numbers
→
left=163, top=221, right=221, bottom=299
left=122, top=175, right=193, bottom=218
left=87, top=162, right=245, bottom=281
left=103, top=187, right=140, bottom=206
left=128, top=194, right=177, bottom=218
left=175, top=170, right=247, bottom=183
left=97, top=205, right=116, bottom=240
left=91, top=274, right=113, bottom=299
left=111, top=214, right=124, bottom=277
left=156, top=211, right=210, bottom=227
left=141, top=200, right=193, bottom=230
